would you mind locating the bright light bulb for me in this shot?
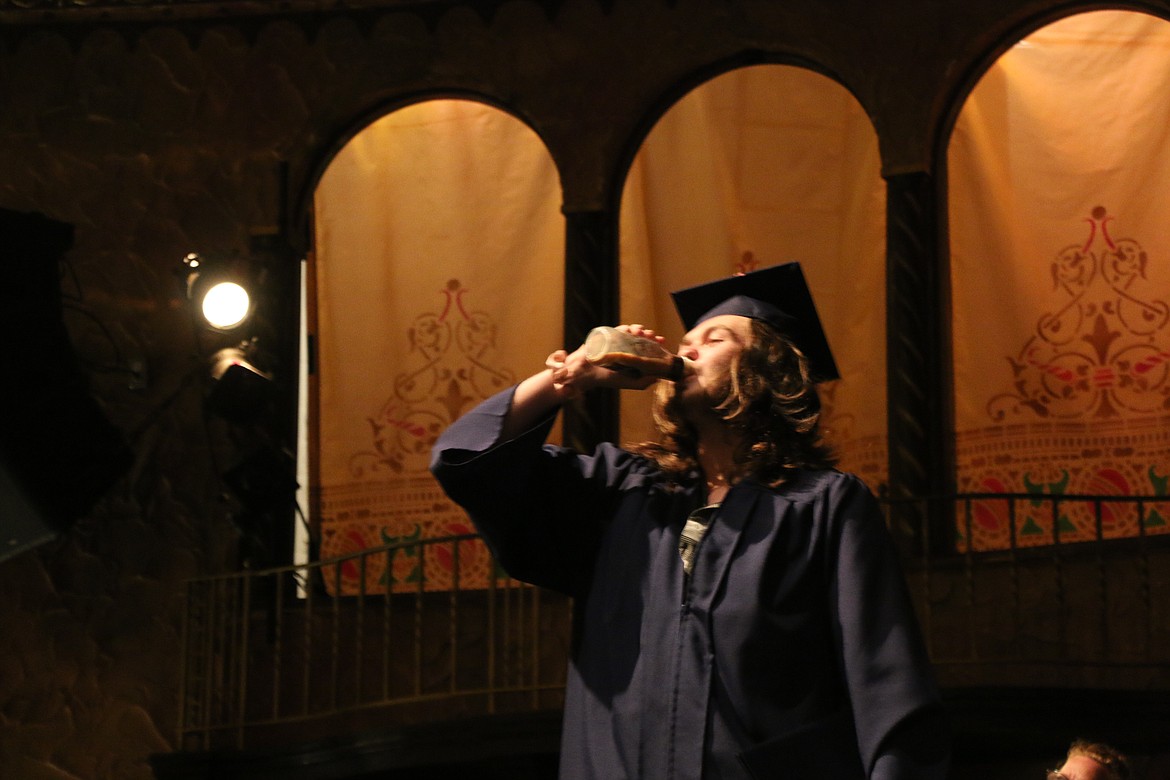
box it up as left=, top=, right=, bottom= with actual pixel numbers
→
left=201, top=281, right=251, bottom=329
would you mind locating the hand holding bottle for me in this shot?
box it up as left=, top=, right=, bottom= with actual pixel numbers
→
left=546, top=324, right=683, bottom=398
left=507, top=325, right=670, bottom=438
left=583, top=326, right=693, bottom=381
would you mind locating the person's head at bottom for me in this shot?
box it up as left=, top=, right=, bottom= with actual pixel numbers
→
left=1048, top=740, right=1130, bottom=780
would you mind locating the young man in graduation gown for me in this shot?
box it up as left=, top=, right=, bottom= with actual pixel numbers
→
left=430, top=263, right=950, bottom=779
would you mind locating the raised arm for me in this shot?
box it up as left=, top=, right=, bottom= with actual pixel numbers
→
left=430, top=325, right=664, bottom=596
left=500, top=325, right=662, bottom=440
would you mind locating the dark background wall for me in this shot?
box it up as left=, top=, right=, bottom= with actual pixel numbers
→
left=0, top=1, right=1166, bottom=778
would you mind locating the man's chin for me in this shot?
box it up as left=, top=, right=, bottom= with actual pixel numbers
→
left=676, top=386, right=728, bottom=419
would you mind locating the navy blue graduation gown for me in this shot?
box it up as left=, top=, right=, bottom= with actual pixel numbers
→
left=430, top=386, right=949, bottom=779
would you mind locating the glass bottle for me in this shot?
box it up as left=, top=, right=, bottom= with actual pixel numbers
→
left=583, top=326, right=692, bottom=381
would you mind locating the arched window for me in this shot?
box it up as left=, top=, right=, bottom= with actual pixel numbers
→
left=948, top=11, right=1170, bottom=551
left=619, top=64, right=887, bottom=488
left=309, top=99, right=564, bottom=591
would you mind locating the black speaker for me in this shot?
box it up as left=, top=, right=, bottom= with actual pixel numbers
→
left=0, top=208, right=133, bottom=563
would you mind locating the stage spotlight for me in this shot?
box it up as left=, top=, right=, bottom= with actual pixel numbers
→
left=201, top=280, right=250, bottom=330
left=183, top=252, right=254, bottom=331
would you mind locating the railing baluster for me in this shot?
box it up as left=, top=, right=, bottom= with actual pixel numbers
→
left=503, top=571, right=514, bottom=688
left=450, top=539, right=459, bottom=694
left=236, top=575, right=251, bottom=748
left=919, top=495, right=934, bottom=657
left=356, top=552, right=366, bottom=706
left=963, top=497, right=976, bottom=661
left=177, top=580, right=192, bottom=749
left=331, top=558, right=341, bottom=710
left=202, top=579, right=218, bottom=741
left=414, top=540, right=425, bottom=698
left=273, top=570, right=284, bottom=721
left=1007, top=497, right=1020, bottom=655
left=530, top=578, right=541, bottom=709
left=1051, top=495, right=1066, bottom=659
left=1094, top=498, right=1108, bottom=659
left=383, top=547, right=392, bottom=701
left=487, top=550, right=498, bottom=714
left=1137, top=498, right=1151, bottom=657
left=302, top=566, right=313, bottom=717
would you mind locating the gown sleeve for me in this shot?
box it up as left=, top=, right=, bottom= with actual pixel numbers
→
left=428, top=385, right=648, bottom=597
left=825, top=474, right=951, bottom=780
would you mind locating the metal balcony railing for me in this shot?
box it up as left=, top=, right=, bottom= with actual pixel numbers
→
left=177, top=533, right=572, bottom=751
left=893, top=493, right=1170, bottom=689
left=177, top=493, right=1170, bottom=752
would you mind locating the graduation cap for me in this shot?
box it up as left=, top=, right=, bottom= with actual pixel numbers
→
left=670, top=261, right=840, bottom=381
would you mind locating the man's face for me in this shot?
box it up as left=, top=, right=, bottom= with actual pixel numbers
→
left=1050, top=755, right=1112, bottom=780
left=675, top=314, right=753, bottom=411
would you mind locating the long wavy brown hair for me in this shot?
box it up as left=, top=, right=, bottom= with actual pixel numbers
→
left=629, top=319, right=836, bottom=487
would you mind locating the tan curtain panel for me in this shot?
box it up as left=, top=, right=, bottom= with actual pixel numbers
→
left=313, top=100, right=564, bottom=592
left=619, top=65, right=888, bottom=489
left=949, top=11, right=1170, bottom=551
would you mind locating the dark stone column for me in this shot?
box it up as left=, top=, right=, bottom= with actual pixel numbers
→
left=885, top=172, right=953, bottom=554
left=216, top=229, right=303, bottom=571
left=562, top=209, right=619, bottom=452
